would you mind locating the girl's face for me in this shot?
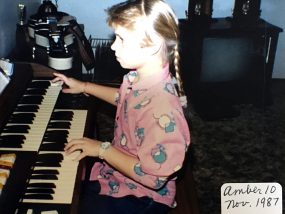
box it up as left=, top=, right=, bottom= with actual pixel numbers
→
left=111, top=25, right=160, bottom=71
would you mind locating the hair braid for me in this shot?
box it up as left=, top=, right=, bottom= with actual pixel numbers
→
left=173, top=44, right=185, bottom=97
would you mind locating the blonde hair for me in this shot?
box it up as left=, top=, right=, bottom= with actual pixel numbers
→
left=106, top=0, right=185, bottom=98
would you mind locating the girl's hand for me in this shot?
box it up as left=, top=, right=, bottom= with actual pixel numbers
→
left=52, top=72, right=86, bottom=94
left=64, top=137, right=101, bottom=161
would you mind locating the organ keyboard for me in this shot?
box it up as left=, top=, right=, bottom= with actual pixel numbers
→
left=1, top=80, right=62, bottom=151
left=0, top=62, right=92, bottom=214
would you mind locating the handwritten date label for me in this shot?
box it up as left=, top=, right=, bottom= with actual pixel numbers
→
left=221, top=183, right=282, bottom=214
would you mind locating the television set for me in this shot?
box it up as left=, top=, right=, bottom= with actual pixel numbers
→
left=178, top=18, right=281, bottom=119
left=200, top=37, right=258, bottom=82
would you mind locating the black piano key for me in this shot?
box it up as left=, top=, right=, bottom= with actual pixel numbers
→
left=46, top=129, right=69, bottom=134
left=0, top=134, right=26, bottom=144
left=45, top=129, right=69, bottom=136
left=35, top=161, right=61, bottom=167
left=36, top=157, right=63, bottom=164
left=47, top=121, right=71, bottom=129
left=14, top=104, right=39, bottom=112
left=33, top=169, right=59, bottom=175
left=29, top=80, right=50, bottom=88
left=40, top=142, right=65, bottom=151
left=0, top=143, right=22, bottom=148
left=48, top=139, right=67, bottom=145
left=8, top=119, right=33, bottom=125
left=43, top=138, right=68, bottom=145
left=28, top=182, right=56, bottom=188
left=25, top=188, right=55, bottom=194
left=26, top=88, right=47, bottom=95
left=0, top=135, right=25, bottom=146
left=43, top=136, right=68, bottom=144
left=23, top=193, right=53, bottom=200
left=2, top=124, right=30, bottom=133
left=19, top=95, right=43, bottom=105
left=8, top=118, right=33, bottom=124
left=7, top=120, right=32, bottom=124
left=30, top=174, right=58, bottom=180
left=11, top=112, right=35, bottom=117
left=8, top=113, right=35, bottom=123
left=37, top=153, right=64, bottom=160
left=51, top=111, right=74, bottom=120
left=35, top=153, right=63, bottom=166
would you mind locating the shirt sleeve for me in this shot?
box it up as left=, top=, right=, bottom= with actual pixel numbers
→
left=132, top=94, right=190, bottom=189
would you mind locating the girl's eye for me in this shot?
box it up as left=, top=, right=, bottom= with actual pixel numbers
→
left=112, top=36, right=122, bottom=47
left=115, top=35, right=123, bottom=43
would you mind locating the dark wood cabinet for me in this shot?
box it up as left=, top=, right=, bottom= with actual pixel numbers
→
left=179, top=18, right=283, bottom=119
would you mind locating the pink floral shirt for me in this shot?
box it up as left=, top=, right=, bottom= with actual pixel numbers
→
left=90, top=65, right=190, bottom=207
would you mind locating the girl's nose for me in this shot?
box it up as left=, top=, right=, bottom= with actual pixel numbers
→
left=111, top=41, right=116, bottom=51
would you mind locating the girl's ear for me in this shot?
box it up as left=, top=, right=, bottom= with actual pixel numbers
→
left=143, top=40, right=163, bottom=56
left=151, top=42, right=163, bottom=56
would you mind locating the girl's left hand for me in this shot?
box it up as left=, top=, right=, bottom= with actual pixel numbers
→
left=64, top=137, right=101, bottom=161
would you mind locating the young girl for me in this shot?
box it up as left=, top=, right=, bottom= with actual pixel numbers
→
left=52, top=0, right=190, bottom=213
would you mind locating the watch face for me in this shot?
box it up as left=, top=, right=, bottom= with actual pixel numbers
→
left=101, top=142, right=111, bottom=149
left=99, top=142, right=111, bottom=159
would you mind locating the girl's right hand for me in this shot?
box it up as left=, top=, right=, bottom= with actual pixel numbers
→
left=52, top=72, right=86, bottom=94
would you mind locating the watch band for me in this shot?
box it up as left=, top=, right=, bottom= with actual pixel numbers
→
left=99, top=141, right=111, bottom=160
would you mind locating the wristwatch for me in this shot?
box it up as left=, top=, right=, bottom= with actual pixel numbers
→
left=99, top=142, right=111, bottom=159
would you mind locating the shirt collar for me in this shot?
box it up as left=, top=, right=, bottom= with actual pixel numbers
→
left=126, top=64, right=170, bottom=90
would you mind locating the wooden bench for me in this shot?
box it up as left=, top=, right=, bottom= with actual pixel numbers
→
left=169, top=152, right=200, bottom=214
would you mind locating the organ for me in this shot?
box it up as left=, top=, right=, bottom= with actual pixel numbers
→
left=0, top=62, right=94, bottom=214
